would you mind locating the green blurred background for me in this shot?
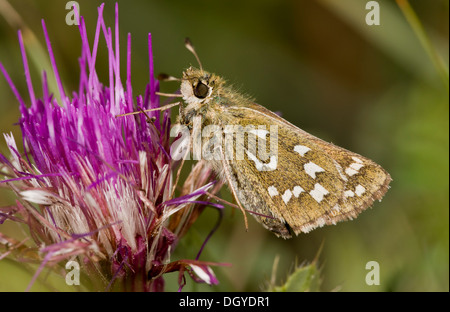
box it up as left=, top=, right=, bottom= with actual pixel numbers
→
left=0, top=0, right=448, bottom=291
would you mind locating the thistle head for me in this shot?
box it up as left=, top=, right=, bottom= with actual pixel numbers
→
left=0, top=3, right=226, bottom=292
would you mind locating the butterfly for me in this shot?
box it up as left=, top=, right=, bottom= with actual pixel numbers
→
left=120, top=39, right=391, bottom=239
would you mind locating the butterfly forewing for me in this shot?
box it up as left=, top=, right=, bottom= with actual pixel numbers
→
left=215, top=103, right=391, bottom=238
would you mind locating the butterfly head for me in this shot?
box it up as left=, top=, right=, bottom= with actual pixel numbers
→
left=180, top=66, right=225, bottom=106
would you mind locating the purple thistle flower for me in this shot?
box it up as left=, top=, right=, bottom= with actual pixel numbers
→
left=0, top=3, right=227, bottom=292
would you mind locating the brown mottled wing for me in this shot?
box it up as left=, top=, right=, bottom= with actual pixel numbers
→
left=219, top=103, right=391, bottom=238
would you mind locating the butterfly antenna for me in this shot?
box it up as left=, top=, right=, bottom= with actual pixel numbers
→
left=185, top=37, right=203, bottom=71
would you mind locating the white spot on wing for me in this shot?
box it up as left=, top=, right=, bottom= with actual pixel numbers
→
left=246, top=149, right=277, bottom=171
left=294, top=145, right=311, bottom=156
left=293, top=186, right=304, bottom=197
left=268, top=186, right=279, bottom=197
left=345, top=167, right=358, bottom=176
left=352, top=157, right=363, bottom=164
left=304, top=162, right=325, bottom=179
left=309, top=183, right=329, bottom=203
left=344, top=190, right=355, bottom=197
left=355, top=184, right=366, bottom=196
left=350, top=163, right=364, bottom=171
left=282, top=190, right=292, bottom=204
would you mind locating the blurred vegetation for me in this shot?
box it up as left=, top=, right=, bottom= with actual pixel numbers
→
left=269, top=258, right=323, bottom=292
left=0, top=0, right=448, bottom=291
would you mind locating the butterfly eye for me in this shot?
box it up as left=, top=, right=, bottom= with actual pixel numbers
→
left=194, top=81, right=209, bottom=99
